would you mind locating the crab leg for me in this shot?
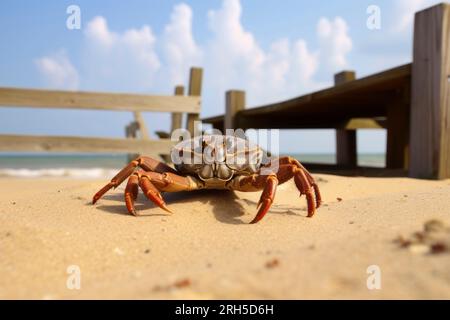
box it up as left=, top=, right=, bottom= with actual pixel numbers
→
left=124, top=174, right=139, bottom=215
left=230, top=174, right=279, bottom=223
left=269, top=156, right=322, bottom=208
left=272, top=163, right=318, bottom=217
left=92, top=156, right=177, bottom=204
left=92, top=159, right=139, bottom=204
left=251, top=175, right=278, bottom=224
left=139, top=156, right=179, bottom=174
left=138, top=175, right=172, bottom=214
left=294, top=169, right=316, bottom=217
left=122, top=170, right=202, bottom=216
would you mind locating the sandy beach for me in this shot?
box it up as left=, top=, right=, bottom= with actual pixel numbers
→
left=1, top=174, right=450, bottom=299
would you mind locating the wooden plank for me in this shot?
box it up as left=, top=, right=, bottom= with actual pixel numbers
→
left=202, top=64, right=410, bottom=130
left=203, top=115, right=388, bottom=130
left=409, top=3, right=450, bottom=179
left=186, top=68, right=203, bottom=136
left=0, top=134, right=175, bottom=155
left=225, top=90, right=246, bottom=131
left=241, top=64, right=411, bottom=117
left=0, top=87, right=201, bottom=113
left=335, top=71, right=357, bottom=168
left=171, top=86, right=184, bottom=133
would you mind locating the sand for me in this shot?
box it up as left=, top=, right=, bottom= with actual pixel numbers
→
left=1, top=174, right=450, bottom=299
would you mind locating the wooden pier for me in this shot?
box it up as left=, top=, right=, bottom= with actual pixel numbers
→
left=203, top=4, right=450, bottom=179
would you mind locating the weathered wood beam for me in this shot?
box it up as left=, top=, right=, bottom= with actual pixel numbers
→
left=0, top=87, right=200, bottom=113
left=186, top=67, right=203, bottom=136
left=133, top=111, right=149, bottom=140
left=386, top=87, right=410, bottom=170
left=409, top=3, right=450, bottom=179
left=240, top=64, right=411, bottom=116
left=0, top=134, right=175, bottom=156
left=225, top=90, right=246, bottom=131
left=335, top=71, right=357, bottom=168
left=172, top=85, right=184, bottom=133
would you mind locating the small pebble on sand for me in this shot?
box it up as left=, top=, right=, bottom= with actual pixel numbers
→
left=430, top=243, right=448, bottom=254
left=424, top=219, right=445, bottom=233
left=174, top=278, right=191, bottom=288
left=265, top=258, right=280, bottom=269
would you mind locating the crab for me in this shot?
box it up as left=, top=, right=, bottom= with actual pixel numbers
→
left=92, top=135, right=321, bottom=223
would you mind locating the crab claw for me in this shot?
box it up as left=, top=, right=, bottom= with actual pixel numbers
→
left=250, top=176, right=278, bottom=224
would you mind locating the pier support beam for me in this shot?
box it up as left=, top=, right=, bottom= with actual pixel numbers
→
left=409, top=3, right=450, bottom=179
left=225, top=90, right=246, bottom=131
left=171, top=85, right=184, bottom=133
left=186, top=67, right=203, bottom=137
left=335, top=71, right=357, bottom=168
left=386, top=87, right=410, bottom=170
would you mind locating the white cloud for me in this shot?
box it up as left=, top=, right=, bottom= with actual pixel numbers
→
left=162, top=3, right=202, bottom=85
left=35, top=0, right=353, bottom=112
left=204, top=0, right=349, bottom=106
left=82, top=16, right=160, bottom=91
left=317, top=17, right=352, bottom=72
left=35, top=50, right=79, bottom=90
left=84, top=16, right=115, bottom=47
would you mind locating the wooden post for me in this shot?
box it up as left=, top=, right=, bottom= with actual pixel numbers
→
left=334, top=71, right=356, bottom=85
left=133, top=111, right=149, bottom=139
left=172, top=85, right=184, bottom=133
left=125, top=122, right=140, bottom=162
left=386, top=86, right=410, bottom=169
left=335, top=71, right=357, bottom=167
left=409, top=3, right=450, bottom=179
left=225, top=90, right=246, bottom=131
left=186, top=67, right=203, bottom=136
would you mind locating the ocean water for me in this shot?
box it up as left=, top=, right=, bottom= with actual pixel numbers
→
left=0, top=153, right=385, bottom=178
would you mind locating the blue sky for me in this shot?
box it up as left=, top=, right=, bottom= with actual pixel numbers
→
left=0, top=0, right=444, bottom=154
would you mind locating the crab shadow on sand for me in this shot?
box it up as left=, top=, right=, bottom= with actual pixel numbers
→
left=92, top=188, right=308, bottom=225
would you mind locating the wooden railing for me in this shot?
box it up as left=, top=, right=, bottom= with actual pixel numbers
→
left=0, top=67, right=203, bottom=160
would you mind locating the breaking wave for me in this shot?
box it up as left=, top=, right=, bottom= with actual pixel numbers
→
left=0, top=168, right=119, bottom=179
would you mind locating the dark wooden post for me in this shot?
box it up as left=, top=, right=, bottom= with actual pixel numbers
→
left=386, top=85, right=410, bottom=169
left=335, top=71, right=357, bottom=167
left=186, top=67, right=203, bottom=137
left=409, top=3, right=450, bottom=179
left=172, top=85, right=184, bottom=133
left=225, top=90, right=246, bottom=131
